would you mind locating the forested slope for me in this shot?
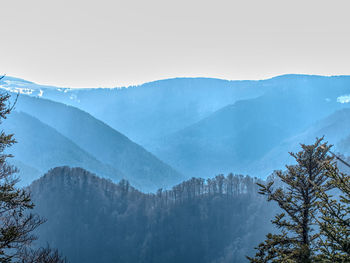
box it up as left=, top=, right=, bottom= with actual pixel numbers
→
left=29, top=167, right=277, bottom=263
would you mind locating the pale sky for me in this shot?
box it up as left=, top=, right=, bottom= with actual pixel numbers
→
left=1, top=0, right=350, bottom=88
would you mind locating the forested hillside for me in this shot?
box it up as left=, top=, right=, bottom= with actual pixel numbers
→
left=29, top=167, right=277, bottom=263
left=1, top=75, right=349, bottom=262
left=4, top=0, right=350, bottom=261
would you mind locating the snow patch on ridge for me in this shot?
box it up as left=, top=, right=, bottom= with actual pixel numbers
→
left=57, top=88, right=71, bottom=93
left=0, top=86, right=34, bottom=95
left=337, top=95, right=350, bottom=104
left=4, top=80, right=27, bottom=87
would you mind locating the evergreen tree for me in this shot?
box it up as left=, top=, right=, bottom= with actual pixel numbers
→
left=0, top=84, right=66, bottom=262
left=247, top=138, right=333, bottom=263
left=0, top=86, right=44, bottom=261
left=313, top=157, right=350, bottom=262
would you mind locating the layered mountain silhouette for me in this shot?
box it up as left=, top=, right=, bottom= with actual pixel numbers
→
left=250, top=108, right=350, bottom=176
left=1, top=74, right=349, bottom=263
left=3, top=75, right=350, bottom=147
left=152, top=79, right=350, bottom=177
left=5, top=95, right=183, bottom=191
left=1, top=77, right=267, bottom=144
left=2, top=74, right=350, bottom=183
left=4, top=111, right=123, bottom=186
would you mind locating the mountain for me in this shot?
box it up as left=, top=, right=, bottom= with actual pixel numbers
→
left=29, top=166, right=276, bottom=263
left=0, top=76, right=268, bottom=144
left=11, top=95, right=183, bottom=191
left=3, top=75, right=350, bottom=148
left=250, top=108, right=350, bottom=175
left=10, top=159, right=42, bottom=186
left=151, top=77, right=350, bottom=178
left=3, top=74, right=350, bottom=180
left=4, top=111, right=122, bottom=186
left=338, top=134, right=350, bottom=155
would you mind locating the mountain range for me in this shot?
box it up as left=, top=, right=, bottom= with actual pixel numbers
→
left=4, top=95, right=183, bottom=191
left=153, top=78, right=350, bottom=177
left=0, top=77, right=266, bottom=144
left=1, top=74, right=350, bottom=263
left=1, top=74, right=350, bottom=187
left=4, top=111, right=123, bottom=186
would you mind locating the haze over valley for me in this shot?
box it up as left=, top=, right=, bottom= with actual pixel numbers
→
left=2, top=74, right=350, bottom=183
left=2, top=0, right=350, bottom=261
left=0, top=73, right=349, bottom=262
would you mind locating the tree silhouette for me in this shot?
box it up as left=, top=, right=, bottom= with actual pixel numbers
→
left=247, top=138, right=333, bottom=262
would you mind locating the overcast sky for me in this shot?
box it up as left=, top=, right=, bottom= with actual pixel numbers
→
left=1, top=0, right=349, bottom=88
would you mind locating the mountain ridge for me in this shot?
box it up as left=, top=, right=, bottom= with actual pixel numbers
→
left=4, top=111, right=123, bottom=185
left=8, top=95, right=183, bottom=191
left=3, top=74, right=350, bottom=90
left=29, top=166, right=276, bottom=263
left=151, top=81, right=350, bottom=178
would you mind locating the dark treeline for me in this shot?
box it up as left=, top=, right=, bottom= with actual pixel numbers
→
left=152, top=173, right=261, bottom=204
left=29, top=167, right=277, bottom=263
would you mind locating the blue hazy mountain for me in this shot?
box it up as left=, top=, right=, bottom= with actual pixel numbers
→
left=150, top=76, right=350, bottom=178
left=2, top=74, right=350, bottom=181
left=9, top=95, right=183, bottom=191
left=3, top=74, right=350, bottom=263
left=339, top=135, right=350, bottom=155
left=4, top=111, right=123, bottom=186
left=0, top=77, right=267, bottom=144
left=2, top=75, right=350, bottom=148
left=250, top=108, right=350, bottom=176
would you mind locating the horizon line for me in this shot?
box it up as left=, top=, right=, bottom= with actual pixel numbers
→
left=3, top=73, right=350, bottom=90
